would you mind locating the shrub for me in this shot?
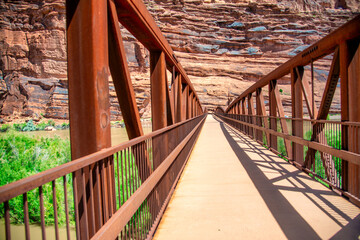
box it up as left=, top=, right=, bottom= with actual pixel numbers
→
left=0, top=124, right=10, bottom=132
left=36, top=121, right=49, bottom=131
left=22, top=120, right=37, bottom=132
left=13, top=122, right=26, bottom=131
left=0, top=133, right=73, bottom=225
left=60, top=122, right=70, bottom=129
left=47, top=120, right=55, bottom=127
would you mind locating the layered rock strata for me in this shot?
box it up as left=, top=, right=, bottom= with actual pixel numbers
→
left=0, top=0, right=358, bottom=121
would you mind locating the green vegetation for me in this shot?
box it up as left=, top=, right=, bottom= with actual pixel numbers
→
left=0, top=124, right=10, bottom=132
left=36, top=120, right=55, bottom=131
left=0, top=132, right=151, bottom=231
left=113, top=152, right=152, bottom=234
left=303, top=128, right=342, bottom=186
left=1, top=120, right=69, bottom=133
left=0, top=132, right=73, bottom=225
left=264, top=121, right=342, bottom=187
left=277, top=137, right=287, bottom=157
left=22, top=119, right=37, bottom=131
left=111, top=120, right=125, bottom=128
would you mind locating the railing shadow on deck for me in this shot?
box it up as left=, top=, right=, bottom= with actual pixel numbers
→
left=213, top=115, right=360, bottom=239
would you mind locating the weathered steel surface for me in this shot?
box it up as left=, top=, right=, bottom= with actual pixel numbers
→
left=0, top=114, right=206, bottom=240
left=348, top=43, right=360, bottom=200
left=113, top=0, right=202, bottom=107
left=91, top=115, right=206, bottom=240
left=256, top=88, right=269, bottom=144
left=175, top=74, right=182, bottom=123
left=269, top=80, right=277, bottom=150
left=224, top=16, right=360, bottom=207
left=154, top=115, right=360, bottom=239
left=66, top=0, right=114, bottom=238
left=273, top=81, right=292, bottom=158
left=151, top=51, right=167, bottom=131
left=108, top=0, right=143, bottom=139
left=291, top=67, right=304, bottom=164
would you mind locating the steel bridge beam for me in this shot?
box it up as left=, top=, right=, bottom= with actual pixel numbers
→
left=113, top=0, right=202, bottom=109
left=66, top=0, right=115, bottom=239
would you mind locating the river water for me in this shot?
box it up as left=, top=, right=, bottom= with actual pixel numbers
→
left=14, top=126, right=152, bottom=146
left=0, top=219, right=76, bottom=240
left=0, top=126, right=152, bottom=239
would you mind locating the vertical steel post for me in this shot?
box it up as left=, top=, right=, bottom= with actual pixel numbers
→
left=190, top=95, right=193, bottom=117
left=256, top=88, right=263, bottom=143
left=292, top=67, right=304, bottom=164
left=181, top=85, right=188, bottom=121
left=150, top=51, right=168, bottom=216
left=184, top=85, right=190, bottom=120
left=151, top=51, right=167, bottom=131
left=66, top=0, right=111, bottom=238
left=269, top=80, right=278, bottom=151
left=189, top=92, right=194, bottom=118
left=241, top=98, right=247, bottom=134
left=175, top=75, right=183, bottom=122
left=248, top=93, right=255, bottom=138
left=347, top=41, right=360, bottom=199
left=340, top=41, right=350, bottom=191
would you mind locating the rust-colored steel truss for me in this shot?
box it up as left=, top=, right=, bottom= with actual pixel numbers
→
left=1, top=1, right=360, bottom=239
left=0, top=0, right=204, bottom=240
left=66, top=0, right=204, bottom=238
left=221, top=15, right=360, bottom=207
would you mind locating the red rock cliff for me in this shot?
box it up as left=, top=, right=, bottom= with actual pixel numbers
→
left=0, top=0, right=358, bottom=121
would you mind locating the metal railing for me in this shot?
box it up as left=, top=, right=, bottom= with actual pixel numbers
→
left=0, top=114, right=206, bottom=240
left=0, top=0, right=206, bottom=238
left=218, top=114, right=360, bottom=190
left=61, top=0, right=206, bottom=239
left=221, top=15, right=360, bottom=206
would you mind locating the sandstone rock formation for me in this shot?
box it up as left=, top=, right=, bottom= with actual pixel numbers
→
left=0, top=0, right=359, bottom=121
left=145, top=0, right=358, bottom=113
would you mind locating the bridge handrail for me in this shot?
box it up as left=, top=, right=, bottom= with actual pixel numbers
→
left=222, top=15, right=360, bottom=206
left=0, top=115, right=204, bottom=204
left=0, top=113, right=206, bottom=239
left=219, top=114, right=360, bottom=166
left=91, top=114, right=206, bottom=240
left=225, top=114, right=360, bottom=126
left=216, top=113, right=360, bottom=206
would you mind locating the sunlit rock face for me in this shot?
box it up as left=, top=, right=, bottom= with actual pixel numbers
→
left=0, top=0, right=358, bottom=120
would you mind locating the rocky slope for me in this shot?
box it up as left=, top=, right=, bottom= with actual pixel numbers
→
left=0, top=0, right=359, bottom=122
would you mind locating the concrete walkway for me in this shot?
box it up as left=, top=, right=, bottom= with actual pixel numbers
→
left=153, top=115, right=360, bottom=240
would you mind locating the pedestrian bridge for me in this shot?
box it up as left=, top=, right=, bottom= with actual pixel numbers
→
left=154, top=115, right=360, bottom=239
left=0, top=0, right=359, bottom=239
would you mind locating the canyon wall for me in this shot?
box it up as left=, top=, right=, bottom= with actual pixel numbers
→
left=0, top=0, right=359, bottom=122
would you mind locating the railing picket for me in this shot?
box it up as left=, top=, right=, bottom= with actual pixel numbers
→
left=0, top=115, right=206, bottom=240
left=52, top=180, right=59, bottom=240
left=115, top=153, right=120, bottom=209
left=88, top=165, right=96, bottom=237
left=94, top=162, right=103, bottom=229
left=72, top=172, right=80, bottom=240
left=39, top=186, right=46, bottom=240
left=63, top=176, right=71, bottom=240
left=81, top=169, right=89, bottom=239
left=4, top=201, right=11, bottom=240
left=23, top=193, right=30, bottom=240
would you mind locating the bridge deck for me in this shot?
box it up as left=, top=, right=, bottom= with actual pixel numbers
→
left=153, top=115, right=360, bottom=239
